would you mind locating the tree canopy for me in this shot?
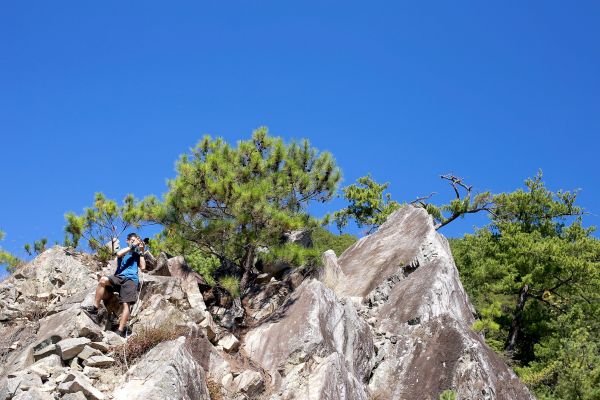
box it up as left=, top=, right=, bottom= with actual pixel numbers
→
left=451, top=172, right=600, bottom=399
left=333, top=174, right=400, bottom=234
left=64, top=192, right=145, bottom=261
left=334, top=173, right=491, bottom=233
left=141, top=127, right=342, bottom=292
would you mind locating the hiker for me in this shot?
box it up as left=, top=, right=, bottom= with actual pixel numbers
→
left=82, top=233, right=146, bottom=337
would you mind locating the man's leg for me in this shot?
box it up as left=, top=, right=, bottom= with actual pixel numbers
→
left=82, top=276, right=112, bottom=320
left=94, top=276, right=112, bottom=308
left=118, top=302, right=130, bottom=333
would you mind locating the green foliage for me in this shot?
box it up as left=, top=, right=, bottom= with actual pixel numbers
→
left=438, top=390, right=457, bottom=400
left=451, top=171, right=600, bottom=399
left=311, top=226, right=357, bottom=258
left=219, top=275, right=240, bottom=297
left=261, top=242, right=320, bottom=269
left=0, top=230, right=22, bottom=273
left=141, top=127, right=341, bottom=291
left=148, top=230, right=220, bottom=285
left=415, top=174, right=492, bottom=229
left=334, top=174, right=491, bottom=235
left=333, top=174, right=400, bottom=234
left=64, top=192, right=145, bottom=262
left=24, top=238, right=48, bottom=256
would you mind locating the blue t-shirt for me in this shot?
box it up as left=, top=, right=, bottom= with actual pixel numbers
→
left=115, top=252, right=140, bottom=283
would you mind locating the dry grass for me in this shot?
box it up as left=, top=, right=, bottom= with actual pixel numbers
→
left=206, top=378, right=223, bottom=400
left=112, top=323, right=186, bottom=371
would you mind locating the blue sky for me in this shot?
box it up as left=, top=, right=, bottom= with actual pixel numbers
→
left=1, top=1, right=599, bottom=275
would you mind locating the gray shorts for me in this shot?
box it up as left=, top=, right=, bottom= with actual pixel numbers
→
left=107, top=275, right=138, bottom=304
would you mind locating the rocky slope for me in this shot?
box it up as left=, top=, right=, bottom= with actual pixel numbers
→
left=0, top=206, right=534, bottom=399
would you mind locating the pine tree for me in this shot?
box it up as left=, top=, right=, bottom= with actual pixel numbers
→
left=64, top=192, right=145, bottom=262
left=451, top=171, right=600, bottom=399
left=141, top=127, right=341, bottom=293
left=0, top=230, right=22, bottom=273
left=333, top=174, right=400, bottom=234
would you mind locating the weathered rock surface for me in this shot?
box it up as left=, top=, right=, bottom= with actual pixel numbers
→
left=113, top=337, right=210, bottom=400
left=244, top=279, right=373, bottom=396
left=58, top=371, right=106, bottom=400
left=56, top=337, right=91, bottom=361
left=335, top=206, right=533, bottom=399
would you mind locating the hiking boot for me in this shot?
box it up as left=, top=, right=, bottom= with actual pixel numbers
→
left=81, top=305, right=100, bottom=323
left=116, top=327, right=131, bottom=338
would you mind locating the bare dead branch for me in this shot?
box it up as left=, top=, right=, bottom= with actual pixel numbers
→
left=410, top=192, right=436, bottom=207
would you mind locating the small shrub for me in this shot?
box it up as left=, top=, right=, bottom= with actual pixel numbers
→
left=439, top=389, right=457, bottom=400
left=219, top=275, right=240, bottom=298
left=188, top=251, right=220, bottom=286
left=112, top=323, right=186, bottom=370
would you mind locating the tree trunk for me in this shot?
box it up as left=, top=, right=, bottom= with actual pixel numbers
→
left=505, top=284, right=529, bottom=353
left=239, top=246, right=255, bottom=296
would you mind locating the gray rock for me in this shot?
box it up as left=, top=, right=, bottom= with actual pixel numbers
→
left=244, top=279, right=373, bottom=392
left=56, top=337, right=91, bottom=360
left=218, top=334, right=240, bottom=353
left=232, top=370, right=264, bottom=397
left=7, top=372, right=43, bottom=393
left=57, top=371, right=105, bottom=400
left=76, top=345, right=102, bottom=361
left=61, top=392, right=87, bottom=400
left=88, top=342, right=110, bottom=353
left=272, top=352, right=369, bottom=400
left=12, top=388, right=54, bottom=400
left=82, top=366, right=102, bottom=379
left=336, top=206, right=534, bottom=400
left=27, top=354, right=63, bottom=379
left=112, top=337, right=210, bottom=400
left=199, top=312, right=219, bottom=343
left=69, top=357, right=82, bottom=371
left=82, top=355, right=115, bottom=368
left=33, top=344, right=57, bottom=361
left=319, top=250, right=344, bottom=291
left=75, top=312, right=104, bottom=341
left=102, top=331, right=125, bottom=346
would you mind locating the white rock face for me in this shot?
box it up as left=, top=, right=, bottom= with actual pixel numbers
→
left=113, top=337, right=210, bottom=400
left=243, top=279, right=373, bottom=398
left=231, top=370, right=264, bottom=396
left=218, top=334, right=240, bottom=353
left=56, top=338, right=92, bottom=361
left=58, top=371, right=106, bottom=400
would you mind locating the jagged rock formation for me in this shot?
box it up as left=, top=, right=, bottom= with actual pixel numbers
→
left=0, top=205, right=533, bottom=400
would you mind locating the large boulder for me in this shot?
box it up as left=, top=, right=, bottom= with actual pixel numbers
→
left=243, top=279, right=373, bottom=396
left=112, top=336, right=210, bottom=400
left=333, top=206, right=534, bottom=400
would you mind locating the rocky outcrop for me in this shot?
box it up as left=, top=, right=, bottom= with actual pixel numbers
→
left=241, top=205, right=533, bottom=399
left=0, top=206, right=533, bottom=400
left=113, top=337, right=209, bottom=400
left=0, top=246, right=214, bottom=400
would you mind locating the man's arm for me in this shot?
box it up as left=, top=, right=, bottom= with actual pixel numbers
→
left=116, top=246, right=132, bottom=258
left=139, top=252, right=146, bottom=271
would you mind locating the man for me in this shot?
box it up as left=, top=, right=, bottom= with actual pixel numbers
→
left=82, top=233, right=146, bottom=337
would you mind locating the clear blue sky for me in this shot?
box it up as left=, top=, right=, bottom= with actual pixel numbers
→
left=1, top=1, right=599, bottom=275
